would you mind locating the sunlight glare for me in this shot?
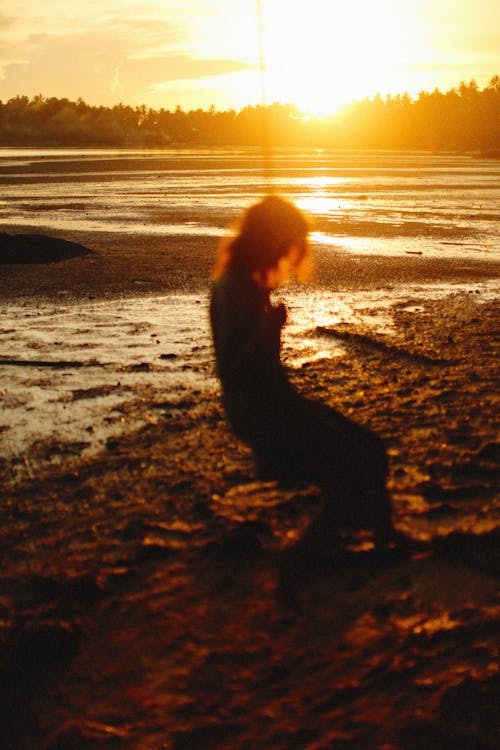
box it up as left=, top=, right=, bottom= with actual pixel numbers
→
left=297, top=191, right=354, bottom=217
left=258, top=0, right=422, bottom=115
left=298, top=196, right=337, bottom=215
left=147, top=0, right=427, bottom=113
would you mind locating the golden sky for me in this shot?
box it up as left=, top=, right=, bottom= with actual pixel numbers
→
left=1, top=0, right=498, bottom=113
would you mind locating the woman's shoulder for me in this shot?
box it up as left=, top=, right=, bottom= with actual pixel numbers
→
left=212, top=268, right=259, bottom=299
left=211, top=269, right=264, bottom=327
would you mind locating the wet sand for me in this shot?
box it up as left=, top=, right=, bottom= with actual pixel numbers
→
left=1, top=225, right=499, bottom=300
left=1, top=231, right=499, bottom=749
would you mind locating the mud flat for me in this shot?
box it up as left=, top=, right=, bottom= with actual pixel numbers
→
left=0, top=229, right=499, bottom=749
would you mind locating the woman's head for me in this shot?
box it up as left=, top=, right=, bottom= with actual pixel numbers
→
left=214, top=195, right=311, bottom=287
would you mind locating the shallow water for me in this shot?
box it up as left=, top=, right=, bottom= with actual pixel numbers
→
left=1, top=147, right=499, bottom=259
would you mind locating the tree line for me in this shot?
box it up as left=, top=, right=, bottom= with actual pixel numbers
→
left=0, top=77, right=498, bottom=152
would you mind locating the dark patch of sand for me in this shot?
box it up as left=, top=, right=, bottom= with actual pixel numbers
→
left=0, top=231, right=94, bottom=264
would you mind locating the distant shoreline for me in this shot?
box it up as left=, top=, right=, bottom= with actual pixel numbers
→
left=1, top=82, right=499, bottom=150
left=0, top=144, right=498, bottom=158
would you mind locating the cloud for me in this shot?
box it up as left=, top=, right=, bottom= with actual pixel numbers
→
left=124, top=55, right=254, bottom=85
left=0, top=20, right=255, bottom=107
left=0, top=12, right=15, bottom=30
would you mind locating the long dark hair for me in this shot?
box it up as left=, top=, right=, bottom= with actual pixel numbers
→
left=213, top=195, right=311, bottom=284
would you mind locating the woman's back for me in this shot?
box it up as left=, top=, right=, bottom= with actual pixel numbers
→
left=210, top=267, right=291, bottom=442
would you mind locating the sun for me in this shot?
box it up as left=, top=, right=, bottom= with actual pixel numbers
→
left=156, top=0, right=428, bottom=115
left=257, top=0, right=423, bottom=116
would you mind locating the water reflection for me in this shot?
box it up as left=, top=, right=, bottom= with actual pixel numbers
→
left=297, top=193, right=356, bottom=217
left=1, top=148, right=498, bottom=260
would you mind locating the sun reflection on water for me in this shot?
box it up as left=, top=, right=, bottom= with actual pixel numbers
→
left=297, top=192, right=355, bottom=217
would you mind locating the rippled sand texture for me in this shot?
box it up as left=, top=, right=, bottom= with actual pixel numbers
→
left=1, top=290, right=498, bottom=750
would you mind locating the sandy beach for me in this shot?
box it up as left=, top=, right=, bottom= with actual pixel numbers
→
left=1, top=220, right=499, bottom=748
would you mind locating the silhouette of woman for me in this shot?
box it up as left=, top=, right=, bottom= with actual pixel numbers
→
left=210, top=195, right=395, bottom=561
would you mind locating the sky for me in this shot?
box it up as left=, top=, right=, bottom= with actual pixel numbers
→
left=0, top=0, right=498, bottom=115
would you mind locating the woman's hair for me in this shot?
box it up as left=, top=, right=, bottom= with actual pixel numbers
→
left=213, top=195, right=311, bottom=284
